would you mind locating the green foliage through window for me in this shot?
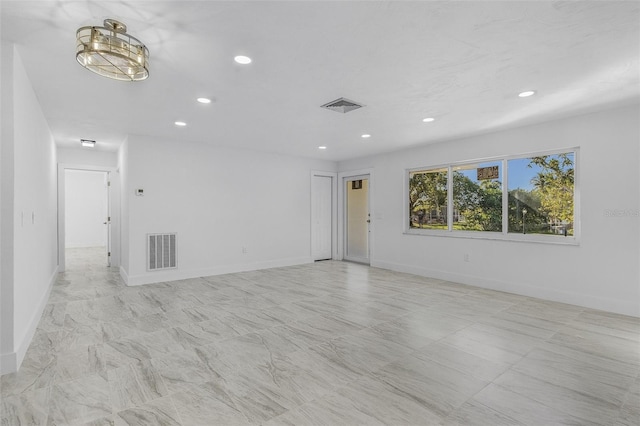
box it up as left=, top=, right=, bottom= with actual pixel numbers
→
left=409, top=169, right=447, bottom=229
left=452, top=162, right=502, bottom=232
left=508, top=153, right=575, bottom=236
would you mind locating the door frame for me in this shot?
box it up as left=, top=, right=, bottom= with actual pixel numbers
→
left=338, top=168, right=374, bottom=262
left=310, top=171, right=338, bottom=260
left=57, top=164, right=120, bottom=272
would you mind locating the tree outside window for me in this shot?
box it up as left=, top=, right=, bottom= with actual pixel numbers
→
left=508, top=153, right=574, bottom=235
left=409, top=168, right=447, bottom=230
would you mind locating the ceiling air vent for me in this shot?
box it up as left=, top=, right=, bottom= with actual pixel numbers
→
left=320, top=97, right=364, bottom=113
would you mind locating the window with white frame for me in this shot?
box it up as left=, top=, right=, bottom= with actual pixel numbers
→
left=406, top=149, right=577, bottom=242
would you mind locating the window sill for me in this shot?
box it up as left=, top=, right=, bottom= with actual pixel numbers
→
left=403, top=229, right=580, bottom=246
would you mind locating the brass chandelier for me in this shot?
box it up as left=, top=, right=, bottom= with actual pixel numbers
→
left=76, top=19, right=149, bottom=81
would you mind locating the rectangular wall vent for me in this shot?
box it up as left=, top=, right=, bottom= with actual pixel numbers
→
left=147, top=233, right=177, bottom=271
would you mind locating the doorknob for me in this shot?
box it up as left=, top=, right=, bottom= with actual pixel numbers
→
left=103, top=222, right=107, bottom=225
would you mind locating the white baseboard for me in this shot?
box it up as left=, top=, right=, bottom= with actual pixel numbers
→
left=125, top=257, right=313, bottom=286
left=1, top=266, right=59, bottom=375
left=372, top=260, right=639, bottom=318
left=119, top=266, right=130, bottom=285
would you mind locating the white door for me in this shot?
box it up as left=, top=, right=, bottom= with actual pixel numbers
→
left=344, top=176, right=370, bottom=264
left=311, top=175, right=332, bottom=260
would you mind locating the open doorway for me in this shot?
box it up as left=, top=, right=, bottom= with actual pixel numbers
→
left=57, top=164, right=118, bottom=273
left=64, top=169, right=111, bottom=269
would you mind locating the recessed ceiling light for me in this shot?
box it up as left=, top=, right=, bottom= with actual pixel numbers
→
left=197, top=97, right=211, bottom=104
left=80, top=139, right=95, bottom=148
left=518, top=90, right=536, bottom=97
left=361, top=134, right=371, bottom=139
left=234, top=55, right=252, bottom=64
left=422, top=117, right=435, bottom=122
left=174, top=121, right=187, bottom=126
left=318, top=146, right=327, bottom=150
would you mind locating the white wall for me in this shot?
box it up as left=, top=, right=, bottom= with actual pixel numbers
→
left=339, top=105, right=640, bottom=317
left=57, top=147, right=118, bottom=168
left=118, top=138, right=129, bottom=275
left=65, top=170, right=108, bottom=248
left=1, top=44, right=59, bottom=374
left=120, top=135, right=337, bottom=285
left=1, top=41, right=16, bottom=375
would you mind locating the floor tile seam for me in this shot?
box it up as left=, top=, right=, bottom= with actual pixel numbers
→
left=364, top=370, right=452, bottom=420
left=461, top=294, right=523, bottom=311
left=433, top=337, right=527, bottom=369
left=0, top=379, right=54, bottom=399
left=464, top=320, right=551, bottom=346
left=430, top=318, right=478, bottom=343
left=497, top=361, right=626, bottom=412
left=618, top=385, right=640, bottom=410
left=406, top=343, right=510, bottom=384
left=477, top=311, right=566, bottom=332
left=441, top=395, right=525, bottom=426
left=447, top=373, right=520, bottom=424
left=545, top=333, right=640, bottom=367
left=198, top=368, right=295, bottom=413
left=164, top=392, right=186, bottom=426
left=127, top=362, right=172, bottom=409
left=295, top=341, right=383, bottom=383
left=426, top=300, right=504, bottom=318
left=45, top=376, right=115, bottom=426
left=574, top=306, right=640, bottom=320
left=467, top=286, right=534, bottom=301
left=521, top=341, right=640, bottom=386
left=307, top=339, right=381, bottom=376
left=562, top=321, right=640, bottom=344
left=539, top=343, right=640, bottom=380
left=483, top=381, right=602, bottom=425
left=294, top=371, right=378, bottom=413
left=44, top=365, right=108, bottom=390
left=513, top=358, right=633, bottom=398
left=369, top=351, right=476, bottom=390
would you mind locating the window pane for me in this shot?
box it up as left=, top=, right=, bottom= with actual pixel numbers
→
left=507, top=153, right=575, bottom=236
left=409, top=168, right=448, bottom=230
left=452, top=161, right=502, bottom=232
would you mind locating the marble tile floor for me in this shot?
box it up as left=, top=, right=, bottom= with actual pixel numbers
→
left=1, top=247, right=639, bottom=425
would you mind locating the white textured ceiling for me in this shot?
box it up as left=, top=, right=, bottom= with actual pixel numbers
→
left=2, top=1, right=639, bottom=161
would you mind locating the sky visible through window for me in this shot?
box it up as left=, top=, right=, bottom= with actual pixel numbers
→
left=508, top=158, right=542, bottom=191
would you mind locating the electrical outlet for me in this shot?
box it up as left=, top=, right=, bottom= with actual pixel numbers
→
left=464, top=253, right=470, bottom=262
left=242, top=247, right=247, bottom=254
